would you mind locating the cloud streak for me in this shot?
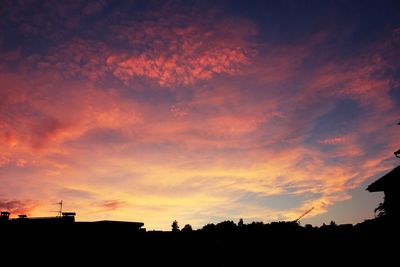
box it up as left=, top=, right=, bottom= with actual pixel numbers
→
left=98, top=200, right=127, bottom=211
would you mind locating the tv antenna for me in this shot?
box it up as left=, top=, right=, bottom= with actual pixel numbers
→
left=54, top=200, right=63, bottom=217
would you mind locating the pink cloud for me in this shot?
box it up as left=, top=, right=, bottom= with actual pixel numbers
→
left=30, top=14, right=256, bottom=88
left=318, top=137, right=347, bottom=145
left=170, top=105, right=189, bottom=118
left=110, top=16, right=257, bottom=87
left=0, top=72, right=142, bottom=152
left=0, top=155, right=11, bottom=167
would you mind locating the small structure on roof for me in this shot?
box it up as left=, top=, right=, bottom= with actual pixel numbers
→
left=61, top=212, right=76, bottom=222
left=0, top=212, right=10, bottom=221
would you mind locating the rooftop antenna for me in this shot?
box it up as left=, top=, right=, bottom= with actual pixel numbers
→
left=55, top=200, right=63, bottom=217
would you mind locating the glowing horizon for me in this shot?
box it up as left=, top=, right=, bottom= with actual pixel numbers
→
left=1, top=0, right=399, bottom=230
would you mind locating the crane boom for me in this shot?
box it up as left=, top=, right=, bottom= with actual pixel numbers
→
left=294, top=207, right=314, bottom=222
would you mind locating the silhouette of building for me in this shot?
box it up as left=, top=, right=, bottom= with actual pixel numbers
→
left=367, top=165, right=400, bottom=216
left=0, top=211, right=10, bottom=221
left=0, top=210, right=145, bottom=232
left=0, top=211, right=77, bottom=224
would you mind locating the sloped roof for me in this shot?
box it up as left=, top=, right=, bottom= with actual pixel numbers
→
left=367, top=165, right=400, bottom=192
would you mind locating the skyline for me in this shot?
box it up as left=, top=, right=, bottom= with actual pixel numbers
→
left=1, top=0, right=400, bottom=230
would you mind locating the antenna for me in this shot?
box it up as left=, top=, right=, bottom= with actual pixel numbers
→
left=56, top=200, right=63, bottom=217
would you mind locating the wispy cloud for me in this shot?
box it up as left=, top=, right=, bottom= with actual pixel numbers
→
left=98, top=200, right=127, bottom=211
left=318, top=137, right=347, bottom=145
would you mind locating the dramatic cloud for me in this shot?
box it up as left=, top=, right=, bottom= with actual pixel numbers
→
left=110, top=16, right=256, bottom=86
left=20, top=3, right=257, bottom=87
left=0, top=1, right=399, bottom=229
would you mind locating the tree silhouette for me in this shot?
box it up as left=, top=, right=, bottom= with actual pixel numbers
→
left=374, top=196, right=392, bottom=217
left=216, top=220, right=237, bottom=232
left=201, top=223, right=216, bottom=232
left=182, top=224, right=193, bottom=232
left=238, top=218, right=244, bottom=227
left=171, top=220, right=180, bottom=232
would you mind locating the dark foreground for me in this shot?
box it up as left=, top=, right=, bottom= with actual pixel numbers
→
left=1, top=217, right=399, bottom=265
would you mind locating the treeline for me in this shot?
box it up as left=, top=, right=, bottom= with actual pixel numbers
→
left=170, top=218, right=353, bottom=233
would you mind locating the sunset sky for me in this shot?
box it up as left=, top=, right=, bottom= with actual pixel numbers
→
left=1, top=0, right=400, bottom=230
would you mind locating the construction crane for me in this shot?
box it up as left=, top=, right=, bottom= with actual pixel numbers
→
left=293, top=207, right=314, bottom=223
